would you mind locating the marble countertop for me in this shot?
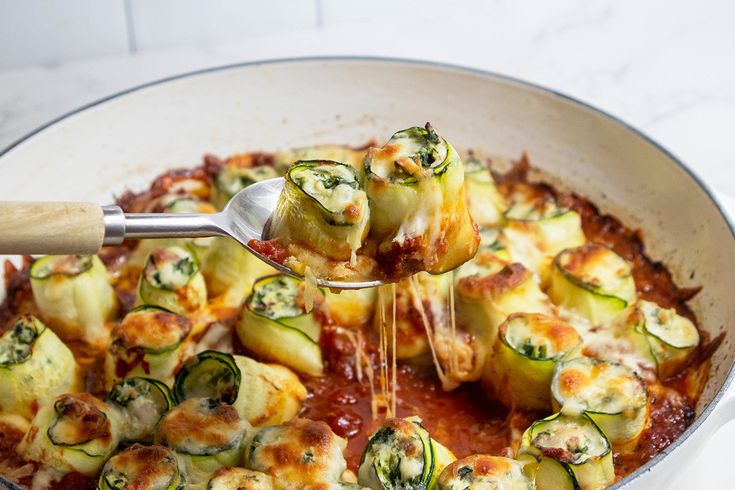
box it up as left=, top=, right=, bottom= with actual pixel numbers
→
left=1, top=1, right=733, bottom=487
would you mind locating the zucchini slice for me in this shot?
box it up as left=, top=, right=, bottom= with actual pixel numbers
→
left=635, top=300, right=700, bottom=379
left=236, top=274, right=324, bottom=376
left=207, top=467, right=273, bottom=490
left=362, top=123, right=479, bottom=277
left=483, top=313, right=582, bottom=410
left=105, top=377, right=174, bottom=443
left=519, top=413, right=614, bottom=490
left=247, top=418, right=347, bottom=486
left=549, top=244, right=637, bottom=325
left=202, top=237, right=278, bottom=308
left=30, top=254, right=117, bottom=349
left=155, top=398, right=250, bottom=484
left=105, top=305, right=192, bottom=388
left=18, top=393, right=121, bottom=476
left=274, top=144, right=368, bottom=174
left=455, top=263, right=553, bottom=366
left=213, top=154, right=279, bottom=210
left=437, top=455, right=532, bottom=490
left=357, top=417, right=456, bottom=490
left=269, top=160, right=370, bottom=263
left=136, top=246, right=208, bottom=316
left=462, top=151, right=507, bottom=227
left=98, top=443, right=185, bottom=490
left=0, top=315, right=81, bottom=419
left=174, top=351, right=306, bottom=427
left=551, top=357, right=649, bottom=447
left=502, top=185, right=586, bottom=282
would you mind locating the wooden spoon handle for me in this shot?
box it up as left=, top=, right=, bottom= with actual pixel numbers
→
left=0, top=202, right=104, bottom=255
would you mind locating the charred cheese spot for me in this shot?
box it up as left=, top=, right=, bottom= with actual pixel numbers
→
left=437, top=455, right=531, bottom=489
left=112, top=308, right=191, bottom=351
left=98, top=444, right=183, bottom=490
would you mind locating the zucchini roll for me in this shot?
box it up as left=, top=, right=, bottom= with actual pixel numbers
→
left=551, top=357, right=649, bottom=447
left=269, top=160, right=370, bottom=263
left=0, top=315, right=81, bottom=420
left=634, top=300, right=700, bottom=379
left=212, top=154, right=279, bottom=210
left=98, top=443, right=185, bottom=490
left=548, top=244, right=637, bottom=325
left=155, top=398, right=251, bottom=483
left=207, top=467, right=273, bottom=490
left=357, top=417, right=456, bottom=490
left=462, top=151, right=507, bottom=227
left=136, top=246, right=208, bottom=316
left=502, top=186, right=585, bottom=281
left=105, top=377, right=174, bottom=443
left=202, top=237, right=278, bottom=307
left=519, top=413, right=614, bottom=490
left=30, top=254, right=117, bottom=348
left=274, top=144, right=367, bottom=174
left=236, top=274, right=324, bottom=376
left=437, top=455, right=532, bottom=490
left=174, top=351, right=306, bottom=427
left=324, top=287, right=377, bottom=327
left=362, top=123, right=480, bottom=278
left=105, top=305, right=192, bottom=388
left=454, top=227, right=512, bottom=281
left=483, top=313, right=582, bottom=410
left=18, top=393, right=121, bottom=476
left=455, top=263, right=553, bottom=363
left=247, top=418, right=348, bottom=487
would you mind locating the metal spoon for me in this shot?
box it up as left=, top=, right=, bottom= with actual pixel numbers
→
left=0, top=178, right=383, bottom=289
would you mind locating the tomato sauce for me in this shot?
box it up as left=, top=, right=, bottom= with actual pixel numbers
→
left=0, top=152, right=716, bottom=487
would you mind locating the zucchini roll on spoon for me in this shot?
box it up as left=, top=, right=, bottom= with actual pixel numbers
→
left=247, top=418, right=348, bottom=489
left=437, top=455, right=532, bottom=490
left=634, top=300, right=700, bottom=379
left=519, top=413, right=614, bottom=490
left=105, top=377, right=174, bottom=443
left=136, top=246, right=208, bottom=316
left=105, top=305, right=192, bottom=388
left=362, top=123, right=479, bottom=278
left=155, top=398, right=251, bottom=484
left=358, top=417, right=456, bottom=490
left=18, top=393, right=121, bottom=477
left=548, top=243, right=637, bottom=325
left=237, top=274, right=324, bottom=376
left=483, top=313, right=582, bottom=411
left=30, top=254, right=117, bottom=349
left=551, top=357, right=649, bottom=448
left=269, top=160, right=370, bottom=266
left=174, top=350, right=306, bottom=427
left=98, top=444, right=185, bottom=490
left=0, top=315, right=81, bottom=419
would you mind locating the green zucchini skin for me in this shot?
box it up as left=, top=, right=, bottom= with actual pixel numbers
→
left=519, top=412, right=614, bottom=490
left=634, top=300, right=700, bottom=379
left=361, top=123, right=479, bottom=278
left=105, top=305, right=192, bottom=389
left=236, top=274, right=324, bottom=377
left=357, top=417, right=456, bottom=490
left=269, top=160, right=370, bottom=262
left=18, top=393, right=122, bottom=476
left=136, top=246, right=208, bottom=317
left=548, top=244, right=637, bottom=325
left=437, top=455, right=532, bottom=490
left=105, top=377, right=174, bottom=443
left=154, top=398, right=251, bottom=485
left=174, top=351, right=307, bottom=427
left=462, top=150, right=508, bottom=228
left=551, top=357, right=649, bottom=449
left=483, top=313, right=582, bottom=411
left=97, top=443, right=185, bottom=490
left=0, top=315, right=81, bottom=419
left=30, top=254, right=117, bottom=349
left=247, top=418, right=347, bottom=487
